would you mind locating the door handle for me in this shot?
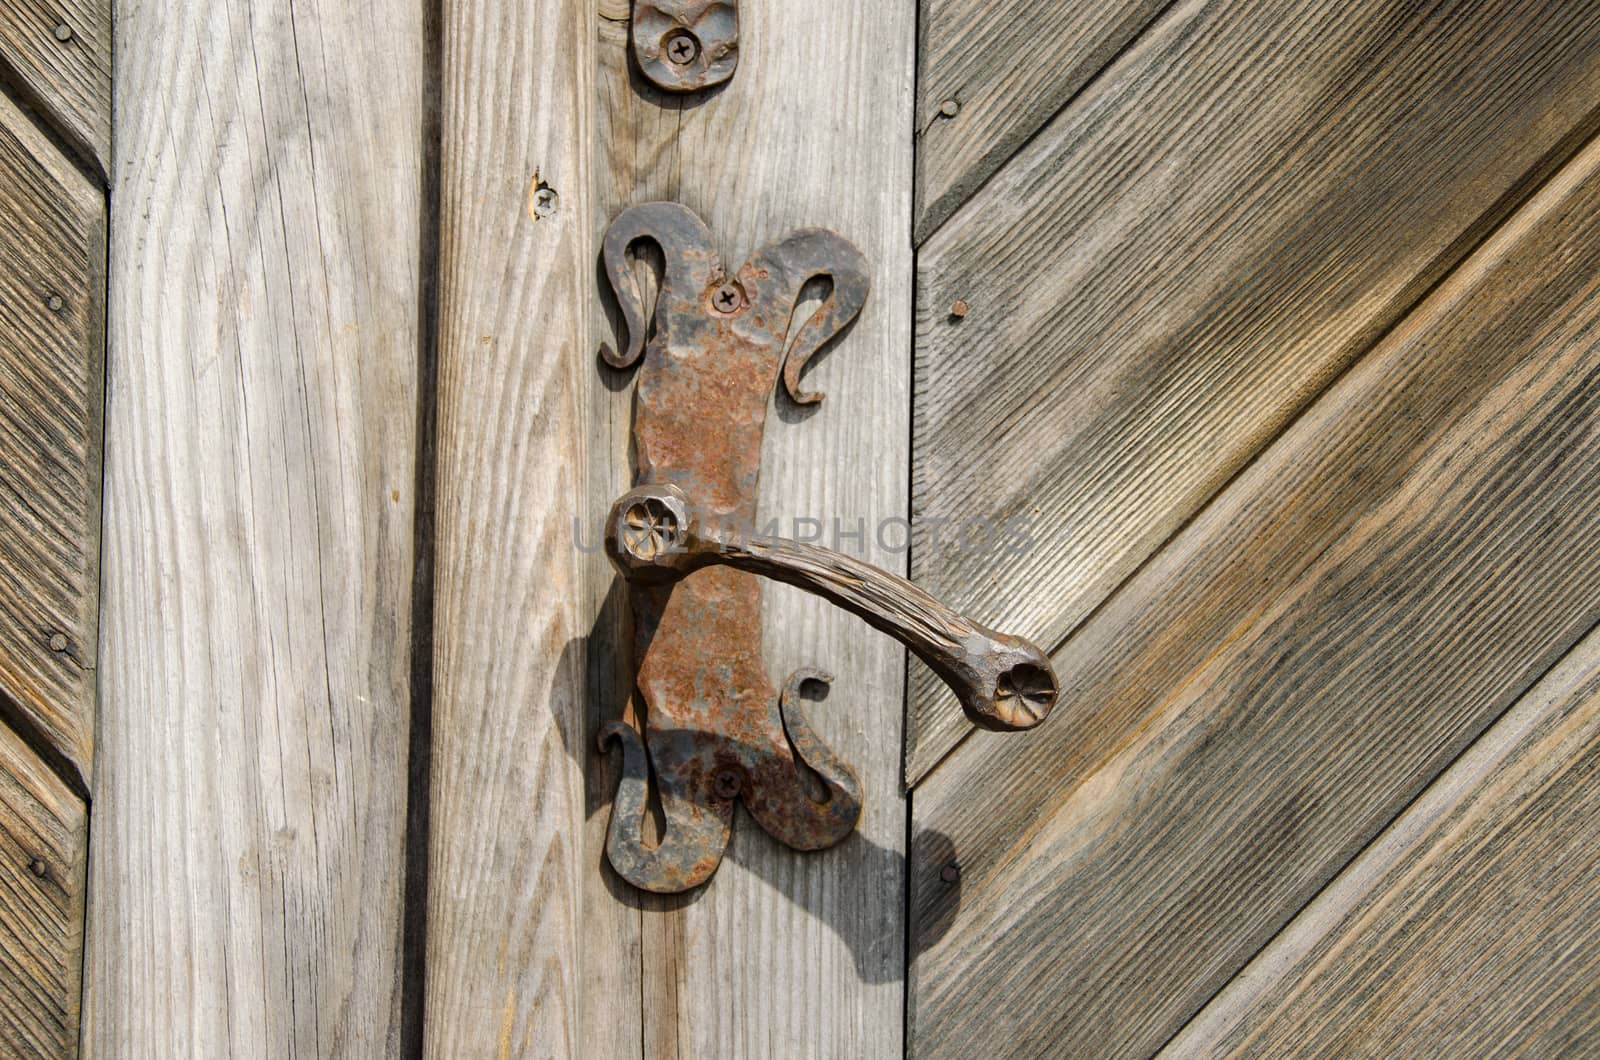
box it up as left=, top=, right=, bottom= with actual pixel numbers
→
left=593, top=203, right=1053, bottom=893
left=604, top=482, right=1057, bottom=733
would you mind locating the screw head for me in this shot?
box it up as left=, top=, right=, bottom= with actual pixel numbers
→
left=532, top=185, right=557, bottom=218
left=714, top=769, right=742, bottom=800
left=665, top=31, right=699, bottom=66
left=939, top=99, right=961, bottom=118
left=940, top=863, right=961, bottom=884
left=711, top=283, right=744, bottom=314
left=48, top=633, right=68, bottom=652
left=46, top=294, right=65, bottom=313
left=52, top=22, right=73, bottom=41
left=948, top=299, right=969, bottom=320
left=28, top=856, right=48, bottom=879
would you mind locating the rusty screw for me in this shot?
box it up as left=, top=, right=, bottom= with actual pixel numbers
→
left=665, top=32, right=699, bottom=66
left=940, top=863, right=961, bottom=884
left=714, top=769, right=742, bottom=800
left=948, top=299, right=969, bottom=321
left=711, top=283, right=743, bottom=314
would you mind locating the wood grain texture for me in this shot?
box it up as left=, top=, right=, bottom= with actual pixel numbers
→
left=914, top=0, right=1169, bottom=241
left=1168, top=622, right=1600, bottom=1058
left=592, top=0, right=914, bottom=1053
left=0, top=719, right=88, bottom=1057
left=0, top=0, right=110, bottom=171
left=908, top=127, right=1600, bottom=1058
left=420, top=0, right=611, bottom=1055
left=0, top=89, right=103, bottom=787
left=87, top=0, right=425, bottom=1052
left=906, top=0, right=1600, bottom=781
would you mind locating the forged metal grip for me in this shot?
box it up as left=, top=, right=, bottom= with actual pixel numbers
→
left=605, top=484, right=1059, bottom=732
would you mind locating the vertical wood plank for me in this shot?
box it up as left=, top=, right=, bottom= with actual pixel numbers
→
left=0, top=88, right=103, bottom=787
left=0, top=719, right=88, bottom=1057
left=422, top=0, right=623, bottom=1056
left=592, top=1, right=915, bottom=1053
left=88, top=0, right=425, bottom=1052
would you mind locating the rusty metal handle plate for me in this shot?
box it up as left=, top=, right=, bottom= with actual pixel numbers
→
left=594, top=202, right=1055, bottom=894
left=632, top=0, right=739, bottom=93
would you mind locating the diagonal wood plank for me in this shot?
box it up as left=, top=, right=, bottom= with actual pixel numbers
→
left=592, top=0, right=914, bottom=1053
left=421, top=0, right=615, bottom=1054
left=0, top=88, right=103, bottom=788
left=1168, top=621, right=1600, bottom=1057
left=0, top=719, right=88, bottom=1057
left=915, top=0, right=1170, bottom=241
left=88, top=0, right=426, bottom=1052
left=909, top=127, right=1600, bottom=1058
left=0, top=0, right=110, bottom=171
left=907, top=0, right=1600, bottom=781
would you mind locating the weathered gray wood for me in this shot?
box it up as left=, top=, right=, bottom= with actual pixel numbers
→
left=0, top=88, right=102, bottom=788
left=908, top=129, right=1600, bottom=1057
left=915, top=0, right=1168, bottom=241
left=421, top=0, right=622, bottom=1055
left=0, top=719, right=88, bottom=1057
left=87, top=0, right=425, bottom=1051
left=1168, top=621, right=1600, bottom=1057
left=0, top=0, right=110, bottom=171
left=593, top=0, right=915, bottom=1053
left=907, top=0, right=1600, bottom=781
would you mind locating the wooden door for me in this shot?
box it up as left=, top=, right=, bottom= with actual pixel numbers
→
left=20, top=0, right=1597, bottom=1055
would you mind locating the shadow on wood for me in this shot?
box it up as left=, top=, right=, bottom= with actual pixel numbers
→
left=545, top=580, right=953, bottom=981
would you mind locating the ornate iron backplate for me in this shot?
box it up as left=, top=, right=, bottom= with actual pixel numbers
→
left=596, top=202, right=1056, bottom=893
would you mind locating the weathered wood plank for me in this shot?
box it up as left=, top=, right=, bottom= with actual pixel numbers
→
left=915, top=0, right=1169, bottom=241
left=908, top=127, right=1600, bottom=1057
left=87, top=0, right=425, bottom=1052
left=1168, top=621, right=1600, bottom=1057
left=420, top=0, right=614, bottom=1055
left=0, top=0, right=110, bottom=171
left=0, top=88, right=102, bottom=787
left=0, top=719, right=88, bottom=1057
left=593, top=0, right=915, bottom=1053
left=907, top=0, right=1600, bottom=780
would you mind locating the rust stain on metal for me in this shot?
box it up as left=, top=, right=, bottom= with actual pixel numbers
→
left=595, top=202, right=1056, bottom=894
left=632, top=0, right=739, bottom=93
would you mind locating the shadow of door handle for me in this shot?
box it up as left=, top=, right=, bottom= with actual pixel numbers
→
left=605, top=483, right=1058, bottom=733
